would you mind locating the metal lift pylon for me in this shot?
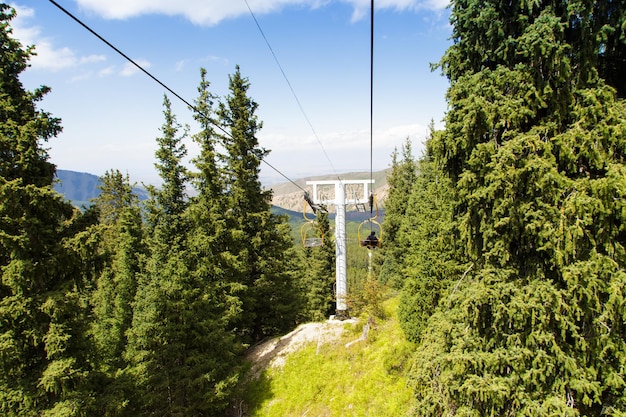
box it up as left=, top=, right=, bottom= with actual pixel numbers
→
left=306, top=179, right=375, bottom=319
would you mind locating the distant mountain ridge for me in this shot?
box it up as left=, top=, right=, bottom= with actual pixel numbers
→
left=53, top=170, right=149, bottom=207
left=269, top=169, right=390, bottom=213
left=53, top=169, right=389, bottom=216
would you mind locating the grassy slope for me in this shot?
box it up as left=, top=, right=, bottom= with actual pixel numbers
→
left=241, top=298, right=415, bottom=416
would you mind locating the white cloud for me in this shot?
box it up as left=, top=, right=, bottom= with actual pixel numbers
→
left=79, top=55, right=107, bottom=65
left=174, top=59, right=188, bottom=72
left=260, top=123, right=429, bottom=154
left=69, top=71, right=94, bottom=82
left=75, top=0, right=283, bottom=25
left=120, top=59, right=151, bottom=76
left=98, top=66, right=116, bottom=77
left=9, top=4, right=36, bottom=35
left=423, top=0, right=450, bottom=10
left=200, top=54, right=229, bottom=65
left=75, top=0, right=448, bottom=26
left=349, top=0, right=450, bottom=22
left=10, top=4, right=106, bottom=72
left=320, top=123, right=429, bottom=153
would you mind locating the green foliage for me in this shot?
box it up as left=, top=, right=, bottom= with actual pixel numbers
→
left=0, top=6, right=97, bottom=414
left=187, top=67, right=243, bottom=334
left=126, top=251, right=241, bottom=416
left=3, top=5, right=407, bottom=413
left=190, top=68, right=222, bottom=198
left=398, top=142, right=466, bottom=342
left=348, top=273, right=388, bottom=320
left=92, top=170, right=138, bottom=225
left=218, top=66, right=300, bottom=342
left=143, top=94, right=189, bottom=241
left=411, top=264, right=626, bottom=416
left=90, top=170, right=145, bottom=374
left=125, top=95, right=189, bottom=414
left=122, top=90, right=246, bottom=416
left=379, top=136, right=419, bottom=289
left=298, top=210, right=336, bottom=321
left=439, top=0, right=625, bottom=97
left=0, top=7, right=59, bottom=187
left=403, top=0, right=626, bottom=415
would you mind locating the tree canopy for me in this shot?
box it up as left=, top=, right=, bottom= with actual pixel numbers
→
left=1, top=5, right=98, bottom=415
left=401, top=0, right=626, bottom=415
left=6, top=0, right=626, bottom=414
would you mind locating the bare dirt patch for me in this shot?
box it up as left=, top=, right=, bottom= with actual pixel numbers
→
left=245, top=318, right=358, bottom=379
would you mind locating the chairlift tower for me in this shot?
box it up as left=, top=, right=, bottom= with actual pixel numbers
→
left=306, top=179, right=374, bottom=319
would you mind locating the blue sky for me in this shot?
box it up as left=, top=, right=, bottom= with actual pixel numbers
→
left=12, top=0, right=451, bottom=185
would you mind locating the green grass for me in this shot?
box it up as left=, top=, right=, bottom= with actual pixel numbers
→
left=241, top=298, right=416, bottom=416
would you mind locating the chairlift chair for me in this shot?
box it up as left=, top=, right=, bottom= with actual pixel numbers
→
left=358, top=220, right=382, bottom=249
left=300, top=193, right=326, bottom=248
left=357, top=193, right=383, bottom=249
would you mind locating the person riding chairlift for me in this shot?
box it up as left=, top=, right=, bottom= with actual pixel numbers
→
left=362, top=230, right=379, bottom=248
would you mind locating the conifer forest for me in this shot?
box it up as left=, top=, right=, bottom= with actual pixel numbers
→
left=1, top=1, right=626, bottom=416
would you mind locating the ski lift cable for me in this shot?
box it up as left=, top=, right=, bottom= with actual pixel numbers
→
left=370, top=0, right=374, bottom=186
left=243, top=0, right=342, bottom=182
left=47, top=0, right=307, bottom=194
left=369, top=0, right=375, bottom=221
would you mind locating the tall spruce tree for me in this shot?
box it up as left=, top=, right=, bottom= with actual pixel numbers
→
left=218, top=66, right=299, bottom=342
left=0, top=5, right=96, bottom=415
left=124, top=95, right=196, bottom=415
left=408, top=0, right=626, bottom=415
left=184, top=67, right=244, bottom=413
left=397, top=134, right=465, bottom=343
left=91, top=170, right=144, bottom=373
left=299, top=209, right=336, bottom=321
left=379, top=136, right=419, bottom=289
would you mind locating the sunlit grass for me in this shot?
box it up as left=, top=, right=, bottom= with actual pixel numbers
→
left=242, top=298, right=415, bottom=416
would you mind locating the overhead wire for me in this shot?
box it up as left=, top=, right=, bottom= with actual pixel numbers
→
left=47, top=0, right=307, bottom=194
left=243, top=0, right=342, bottom=182
left=370, top=0, right=375, bottom=217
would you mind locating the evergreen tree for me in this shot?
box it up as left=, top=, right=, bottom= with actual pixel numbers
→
left=143, top=95, right=189, bottom=239
left=91, top=170, right=144, bottom=372
left=94, top=170, right=138, bottom=226
left=379, top=136, right=418, bottom=288
left=299, top=209, right=336, bottom=321
left=408, top=0, right=626, bottom=415
left=398, top=134, right=465, bottom=342
left=190, top=69, right=222, bottom=198
left=183, top=67, right=244, bottom=413
left=124, top=95, right=197, bottom=415
left=218, top=66, right=299, bottom=342
left=0, top=5, right=96, bottom=415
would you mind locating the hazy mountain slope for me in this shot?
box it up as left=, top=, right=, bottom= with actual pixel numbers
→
left=53, top=169, right=389, bottom=214
left=269, top=169, right=390, bottom=212
left=53, top=169, right=149, bottom=206
left=53, top=170, right=101, bottom=204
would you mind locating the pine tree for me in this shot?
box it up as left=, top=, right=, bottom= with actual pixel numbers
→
left=124, top=95, right=195, bottom=415
left=299, top=209, right=336, bottom=321
left=143, top=95, right=189, bottom=239
left=94, top=170, right=138, bottom=225
left=379, top=136, right=418, bottom=288
left=407, top=0, right=626, bottom=415
left=91, top=170, right=144, bottom=372
left=183, top=67, right=245, bottom=413
left=397, top=134, right=465, bottom=342
left=218, top=66, right=299, bottom=342
left=0, top=5, right=96, bottom=415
